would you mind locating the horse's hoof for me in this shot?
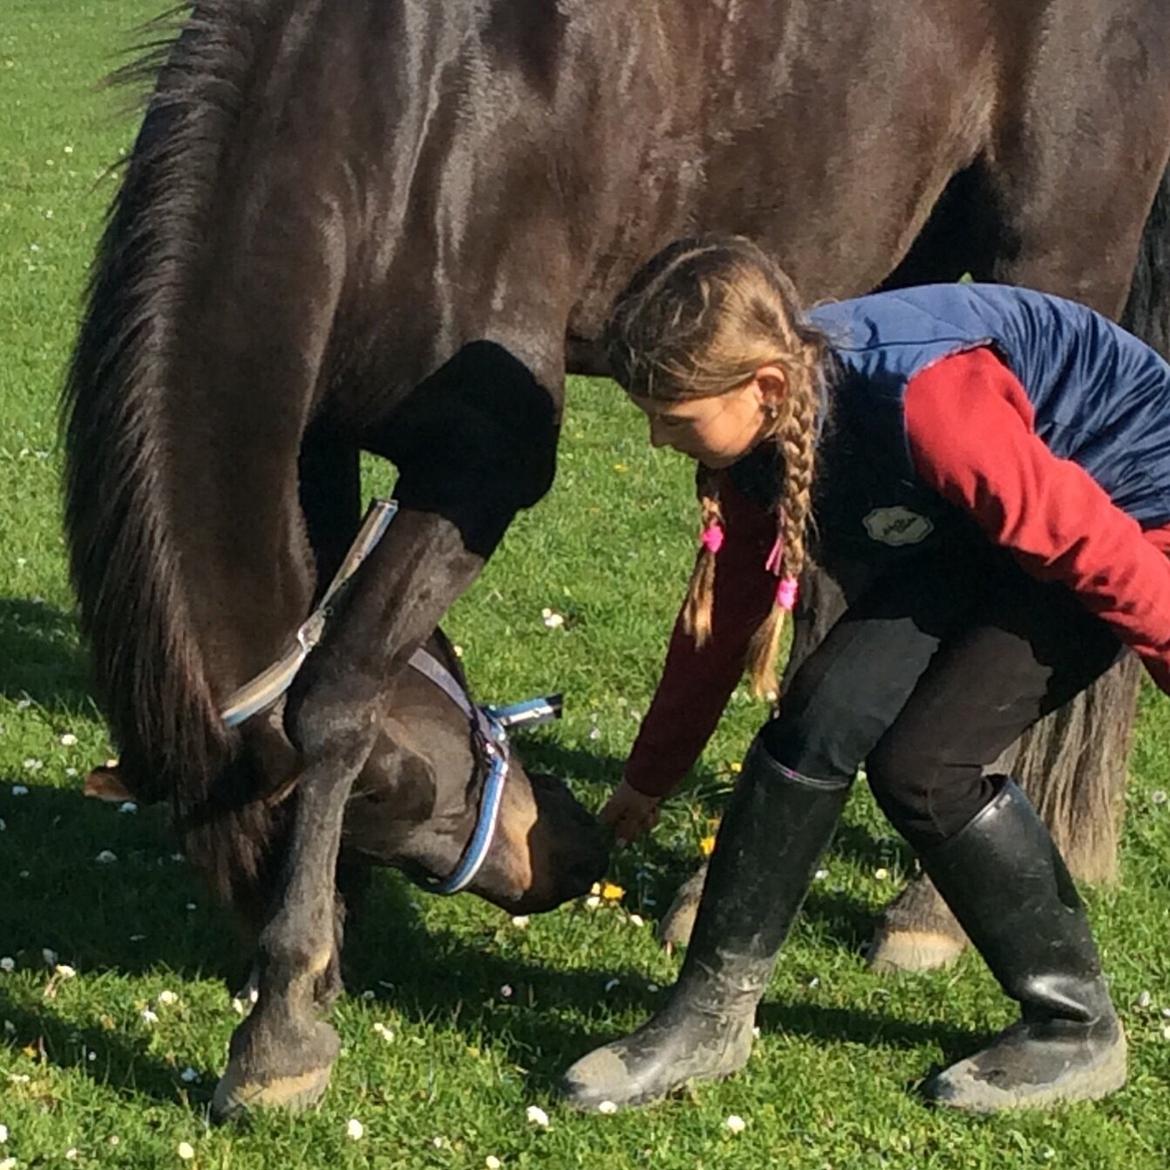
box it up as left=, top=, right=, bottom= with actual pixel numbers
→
left=867, top=928, right=966, bottom=974
left=211, top=1060, right=333, bottom=1121
left=657, top=866, right=707, bottom=949
left=211, top=1017, right=340, bottom=1122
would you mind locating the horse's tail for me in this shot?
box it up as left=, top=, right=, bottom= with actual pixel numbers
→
left=1121, top=161, right=1170, bottom=355
left=61, top=6, right=277, bottom=903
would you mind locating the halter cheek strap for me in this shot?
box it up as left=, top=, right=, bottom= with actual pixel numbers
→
left=219, top=499, right=563, bottom=897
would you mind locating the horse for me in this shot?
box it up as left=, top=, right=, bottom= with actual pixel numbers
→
left=63, top=0, right=1170, bottom=1115
left=215, top=624, right=606, bottom=1114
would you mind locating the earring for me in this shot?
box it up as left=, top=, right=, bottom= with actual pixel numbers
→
left=764, top=401, right=779, bottom=421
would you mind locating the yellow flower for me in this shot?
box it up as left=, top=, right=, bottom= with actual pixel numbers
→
left=600, top=881, right=624, bottom=902
left=699, top=835, right=717, bottom=857
left=729, top=761, right=743, bottom=774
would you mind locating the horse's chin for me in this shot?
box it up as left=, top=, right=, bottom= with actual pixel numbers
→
left=483, top=844, right=608, bottom=914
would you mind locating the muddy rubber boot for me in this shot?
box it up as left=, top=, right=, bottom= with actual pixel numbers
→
left=560, top=738, right=850, bottom=1110
left=918, top=779, right=1127, bottom=1112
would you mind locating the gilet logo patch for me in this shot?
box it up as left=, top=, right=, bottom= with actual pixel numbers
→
left=863, top=506, right=934, bottom=546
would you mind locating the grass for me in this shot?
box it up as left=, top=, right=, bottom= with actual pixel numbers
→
left=1, top=3, right=1169, bottom=1167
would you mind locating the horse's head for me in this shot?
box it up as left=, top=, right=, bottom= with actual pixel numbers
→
left=343, top=636, right=608, bottom=913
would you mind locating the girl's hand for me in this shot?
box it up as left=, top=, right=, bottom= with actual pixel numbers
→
left=601, top=779, right=662, bottom=844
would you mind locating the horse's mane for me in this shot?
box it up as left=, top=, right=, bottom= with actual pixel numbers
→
left=61, top=2, right=276, bottom=900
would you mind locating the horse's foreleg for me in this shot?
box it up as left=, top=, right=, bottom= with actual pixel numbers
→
left=210, top=509, right=514, bottom=1119
left=212, top=343, right=560, bottom=1119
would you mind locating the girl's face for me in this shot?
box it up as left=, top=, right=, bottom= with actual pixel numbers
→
left=629, top=368, right=785, bottom=469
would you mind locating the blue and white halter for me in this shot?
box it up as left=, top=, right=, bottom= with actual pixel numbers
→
left=219, top=499, right=561, bottom=895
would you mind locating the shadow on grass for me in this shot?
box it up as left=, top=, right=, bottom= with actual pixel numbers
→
left=0, top=785, right=246, bottom=979
left=512, top=734, right=912, bottom=955
left=0, top=753, right=935, bottom=1107
left=0, top=596, right=94, bottom=710
left=0, top=994, right=212, bottom=1109
left=339, top=873, right=978, bottom=1095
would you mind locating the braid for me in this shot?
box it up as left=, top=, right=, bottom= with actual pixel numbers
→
left=777, top=350, right=820, bottom=579
left=746, top=340, right=822, bottom=696
left=682, top=467, right=723, bottom=645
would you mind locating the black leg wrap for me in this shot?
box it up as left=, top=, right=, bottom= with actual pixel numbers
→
left=560, top=737, right=850, bottom=1110
left=917, top=779, right=1126, bottom=1112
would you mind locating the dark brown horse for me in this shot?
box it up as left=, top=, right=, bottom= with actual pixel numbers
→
left=64, top=0, right=1170, bottom=1115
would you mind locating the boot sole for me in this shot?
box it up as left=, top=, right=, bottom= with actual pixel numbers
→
left=562, top=1062, right=747, bottom=1112
left=924, top=1030, right=1127, bottom=1113
left=561, top=1036, right=753, bottom=1112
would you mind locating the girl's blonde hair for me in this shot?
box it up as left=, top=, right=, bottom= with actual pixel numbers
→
left=605, top=234, right=828, bottom=696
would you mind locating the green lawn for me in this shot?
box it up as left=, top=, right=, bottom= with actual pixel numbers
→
left=1, top=4, right=1168, bottom=1168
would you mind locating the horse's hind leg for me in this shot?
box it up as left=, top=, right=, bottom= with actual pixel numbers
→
left=212, top=341, right=560, bottom=1119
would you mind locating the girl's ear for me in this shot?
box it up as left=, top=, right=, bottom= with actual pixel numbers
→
left=753, top=365, right=788, bottom=416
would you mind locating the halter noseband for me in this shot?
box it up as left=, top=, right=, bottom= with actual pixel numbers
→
left=219, top=499, right=561, bottom=895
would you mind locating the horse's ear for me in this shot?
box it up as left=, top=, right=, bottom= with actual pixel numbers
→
left=83, top=763, right=136, bottom=802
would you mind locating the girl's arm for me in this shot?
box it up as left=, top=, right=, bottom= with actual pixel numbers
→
left=623, top=475, right=777, bottom=798
left=905, top=346, right=1170, bottom=692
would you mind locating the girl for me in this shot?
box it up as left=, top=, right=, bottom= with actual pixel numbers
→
left=561, top=235, right=1170, bottom=1113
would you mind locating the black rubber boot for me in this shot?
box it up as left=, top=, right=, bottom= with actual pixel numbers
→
left=917, top=779, right=1126, bottom=1112
left=560, top=738, right=850, bottom=1110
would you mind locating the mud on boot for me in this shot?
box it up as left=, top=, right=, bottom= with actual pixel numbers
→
left=923, top=1008, right=1126, bottom=1112
left=917, top=778, right=1127, bottom=1113
left=562, top=965, right=761, bottom=1110
left=561, top=739, right=850, bottom=1110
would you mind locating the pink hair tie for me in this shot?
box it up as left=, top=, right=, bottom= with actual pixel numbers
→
left=701, top=523, right=725, bottom=554
left=764, top=534, right=784, bottom=575
left=776, top=576, right=799, bottom=611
